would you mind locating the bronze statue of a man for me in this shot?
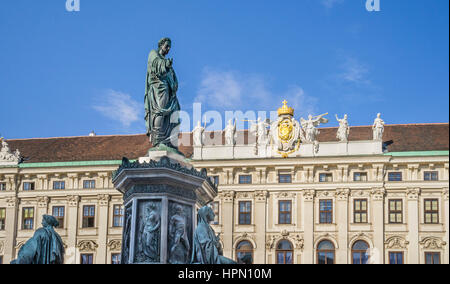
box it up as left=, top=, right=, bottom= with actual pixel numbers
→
left=144, top=37, right=181, bottom=151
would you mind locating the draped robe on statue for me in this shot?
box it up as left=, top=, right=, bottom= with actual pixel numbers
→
left=11, top=215, right=64, bottom=264
left=144, top=49, right=181, bottom=149
left=190, top=206, right=236, bottom=264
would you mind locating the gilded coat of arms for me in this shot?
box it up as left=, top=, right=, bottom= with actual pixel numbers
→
left=270, top=101, right=301, bottom=158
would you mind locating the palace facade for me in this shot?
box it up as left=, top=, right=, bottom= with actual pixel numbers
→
left=0, top=121, right=448, bottom=264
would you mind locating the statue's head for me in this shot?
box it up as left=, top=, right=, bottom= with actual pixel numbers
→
left=158, top=37, right=172, bottom=56
left=198, top=206, right=215, bottom=224
left=175, top=205, right=183, bottom=215
left=344, top=114, right=348, bottom=119
left=308, top=114, right=313, bottom=120
left=377, top=113, right=381, bottom=118
left=42, top=215, right=59, bottom=228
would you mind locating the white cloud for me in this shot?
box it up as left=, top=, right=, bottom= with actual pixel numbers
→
left=339, top=57, right=370, bottom=84
left=321, top=0, right=344, bottom=9
left=194, top=67, right=318, bottom=118
left=93, top=90, right=141, bottom=128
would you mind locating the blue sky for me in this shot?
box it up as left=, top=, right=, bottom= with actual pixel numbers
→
left=0, top=0, right=448, bottom=139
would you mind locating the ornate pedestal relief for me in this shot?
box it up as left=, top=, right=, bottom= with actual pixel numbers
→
left=134, top=200, right=161, bottom=264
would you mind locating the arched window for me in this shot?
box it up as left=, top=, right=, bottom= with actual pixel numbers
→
left=352, top=240, right=369, bottom=264
left=276, top=240, right=293, bottom=264
left=236, top=241, right=253, bottom=264
left=317, top=240, right=335, bottom=264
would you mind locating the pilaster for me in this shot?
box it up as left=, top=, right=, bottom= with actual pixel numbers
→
left=406, top=188, right=420, bottom=264
left=219, top=190, right=235, bottom=259
left=66, top=195, right=80, bottom=264
left=336, top=188, right=349, bottom=264
left=371, top=188, right=385, bottom=264
left=302, top=189, right=315, bottom=264
left=97, top=194, right=110, bottom=264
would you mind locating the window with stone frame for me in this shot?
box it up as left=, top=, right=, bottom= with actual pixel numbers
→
left=354, top=199, right=368, bottom=223
left=113, top=205, right=124, bottom=227
left=53, top=181, right=65, bottom=190
left=80, top=254, right=94, bottom=264
left=82, top=205, right=96, bottom=228
left=353, top=172, right=368, bottom=182
left=52, top=206, right=65, bottom=229
left=389, top=252, right=404, bottom=264
left=0, top=208, right=6, bottom=230
left=424, top=199, right=439, bottom=224
left=278, top=200, right=292, bottom=224
left=319, top=200, right=333, bottom=224
left=23, top=182, right=35, bottom=191
left=388, top=172, right=402, bottom=182
left=211, top=202, right=220, bottom=225
left=0, top=183, right=6, bottom=191
left=319, top=173, right=333, bottom=182
left=389, top=200, right=403, bottom=224
left=424, top=171, right=439, bottom=181
left=278, top=174, right=292, bottom=184
left=22, top=207, right=34, bottom=230
left=425, top=252, right=441, bottom=264
left=238, top=201, right=252, bottom=225
left=239, top=175, right=252, bottom=184
left=111, top=253, right=121, bottom=264
left=83, top=180, right=96, bottom=189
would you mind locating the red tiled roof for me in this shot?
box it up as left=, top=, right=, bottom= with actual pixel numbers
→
left=5, top=123, right=448, bottom=163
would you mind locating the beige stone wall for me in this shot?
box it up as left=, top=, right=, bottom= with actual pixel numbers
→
left=0, top=155, right=448, bottom=264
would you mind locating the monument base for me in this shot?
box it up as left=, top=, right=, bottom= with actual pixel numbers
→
left=112, top=155, right=217, bottom=264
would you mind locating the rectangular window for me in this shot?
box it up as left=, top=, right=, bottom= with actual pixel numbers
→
left=113, top=205, right=124, bottom=227
left=389, top=200, right=403, bottom=224
left=22, top=207, right=34, bottom=230
left=389, top=252, right=404, bottom=264
left=111, top=254, right=121, bottom=265
left=279, top=201, right=292, bottom=224
left=319, top=200, right=333, bottom=224
left=424, top=171, right=439, bottom=181
left=52, top=206, right=65, bottom=229
left=23, top=182, right=35, bottom=191
left=279, top=174, right=292, bottom=184
left=81, top=254, right=94, bottom=264
left=82, top=205, right=95, bottom=228
left=354, top=199, right=368, bottom=223
left=238, top=201, right=252, bottom=225
left=212, top=202, right=220, bottom=225
left=53, top=181, right=65, bottom=190
left=424, top=199, right=439, bottom=224
left=83, top=180, right=96, bottom=189
left=239, top=175, right=252, bottom=184
left=319, top=173, right=333, bottom=182
left=425, top=252, right=441, bottom=264
left=353, top=172, right=368, bottom=182
left=388, top=172, right=402, bottom=182
left=0, top=183, right=6, bottom=191
left=0, top=208, right=6, bottom=231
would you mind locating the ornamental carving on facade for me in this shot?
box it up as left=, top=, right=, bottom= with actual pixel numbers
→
left=234, top=233, right=256, bottom=249
left=351, top=190, right=370, bottom=197
left=107, top=239, right=122, bottom=251
left=98, top=194, right=111, bottom=206
left=218, top=191, right=235, bottom=202
left=77, top=240, right=99, bottom=252
left=302, top=189, right=315, bottom=201
left=67, top=195, right=80, bottom=207
left=15, top=241, right=25, bottom=250
left=316, top=190, right=335, bottom=198
left=6, top=197, right=19, bottom=208
left=265, top=235, right=278, bottom=250
left=255, top=190, right=269, bottom=202
left=275, top=192, right=296, bottom=199
left=348, top=233, right=373, bottom=248
left=0, top=240, right=4, bottom=254
left=406, top=188, right=421, bottom=200
left=371, top=188, right=385, bottom=200
left=384, top=236, right=409, bottom=249
left=419, top=237, right=447, bottom=249
left=443, top=188, right=449, bottom=200
left=336, top=188, right=350, bottom=201
left=236, top=192, right=254, bottom=199
left=37, top=196, right=50, bottom=208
